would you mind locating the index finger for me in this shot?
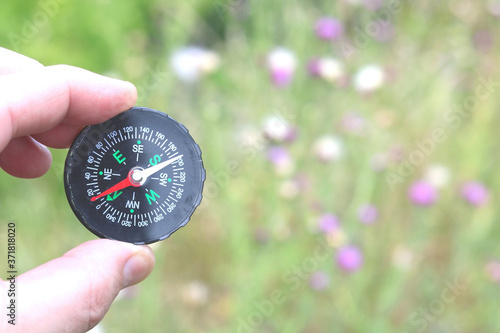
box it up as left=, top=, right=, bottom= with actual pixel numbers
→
left=0, top=64, right=137, bottom=152
left=0, top=47, right=43, bottom=75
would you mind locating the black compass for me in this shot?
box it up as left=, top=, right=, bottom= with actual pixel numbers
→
left=64, top=107, right=205, bottom=244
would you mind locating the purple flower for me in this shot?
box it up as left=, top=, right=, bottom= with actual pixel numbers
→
left=408, top=181, right=438, bottom=206
left=308, top=57, right=346, bottom=83
left=485, top=260, right=500, bottom=283
left=357, top=204, right=378, bottom=224
left=309, top=271, right=330, bottom=291
left=266, top=146, right=294, bottom=176
left=336, top=246, right=363, bottom=273
left=461, top=181, right=489, bottom=207
left=473, top=30, right=494, bottom=53
left=341, top=112, right=368, bottom=136
left=271, top=68, right=293, bottom=87
left=373, top=21, right=395, bottom=43
left=293, top=173, right=311, bottom=192
left=363, top=0, right=385, bottom=11
left=488, top=1, right=500, bottom=17
left=318, top=213, right=340, bottom=233
left=254, top=228, right=270, bottom=244
left=267, top=146, right=289, bottom=165
left=266, top=47, right=296, bottom=87
left=315, top=17, right=343, bottom=41
left=307, top=58, right=321, bottom=77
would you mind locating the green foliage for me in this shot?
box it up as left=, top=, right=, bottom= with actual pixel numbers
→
left=1, top=0, right=500, bottom=332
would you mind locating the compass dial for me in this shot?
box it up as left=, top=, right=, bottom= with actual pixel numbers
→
left=64, top=107, right=205, bottom=244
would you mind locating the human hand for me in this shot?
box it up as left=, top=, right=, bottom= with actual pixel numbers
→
left=0, top=48, right=155, bottom=333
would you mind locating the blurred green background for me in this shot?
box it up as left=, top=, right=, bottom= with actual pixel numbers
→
left=1, top=0, right=500, bottom=332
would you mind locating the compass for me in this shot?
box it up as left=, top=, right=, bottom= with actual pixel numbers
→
left=64, top=107, right=205, bottom=244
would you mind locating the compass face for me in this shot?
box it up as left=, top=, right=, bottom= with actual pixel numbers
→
left=64, top=107, right=205, bottom=244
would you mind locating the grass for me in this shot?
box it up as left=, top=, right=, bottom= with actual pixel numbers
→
left=1, top=0, right=500, bottom=332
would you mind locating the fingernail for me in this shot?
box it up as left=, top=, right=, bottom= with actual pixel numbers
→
left=123, top=246, right=155, bottom=288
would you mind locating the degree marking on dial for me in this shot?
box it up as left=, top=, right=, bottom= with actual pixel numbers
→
left=104, top=138, right=111, bottom=148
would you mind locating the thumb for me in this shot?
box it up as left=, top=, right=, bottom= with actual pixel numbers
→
left=2, top=239, right=155, bottom=333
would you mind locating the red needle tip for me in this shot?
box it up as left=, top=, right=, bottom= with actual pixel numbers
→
left=90, top=175, right=135, bottom=202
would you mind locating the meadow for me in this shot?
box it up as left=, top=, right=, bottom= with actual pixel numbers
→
left=1, top=0, right=500, bottom=332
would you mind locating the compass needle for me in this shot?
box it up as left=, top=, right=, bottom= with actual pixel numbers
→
left=90, top=177, right=134, bottom=202
left=141, top=155, right=183, bottom=179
